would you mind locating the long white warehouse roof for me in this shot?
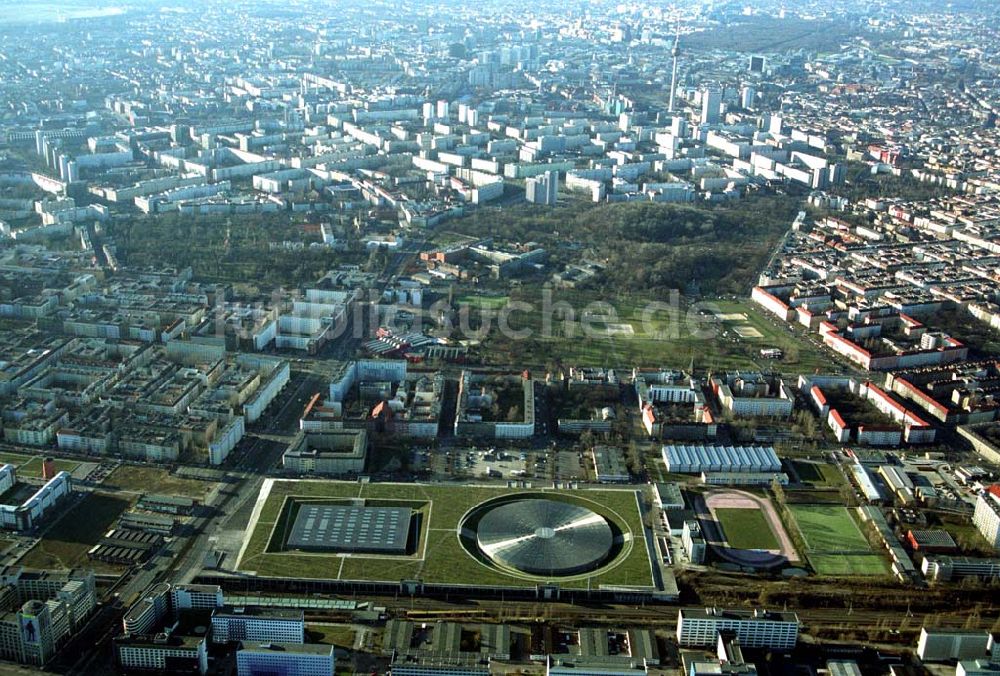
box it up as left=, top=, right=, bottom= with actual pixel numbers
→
left=661, top=444, right=781, bottom=473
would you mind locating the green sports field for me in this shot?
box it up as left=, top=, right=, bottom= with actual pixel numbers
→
left=456, top=295, right=510, bottom=310
left=790, top=460, right=842, bottom=486
left=806, top=553, right=888, bottom=576
left=715, top=508, right=780, bottom=550
left=788, top=504, right=888, bottom=576
left=790, top=504, right=868, bottom=551
left=238, top=480, right=656, bottom=590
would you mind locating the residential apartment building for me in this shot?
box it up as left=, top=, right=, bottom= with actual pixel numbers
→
left=282, top=429, right=368, bottom=475
left=973, top=488, right=1000, bottom=550
left=0, top=466, right=73, bottom=532
left=710, top=372, right=794, bottom=418
left=525, top=170, right=558, bottom=206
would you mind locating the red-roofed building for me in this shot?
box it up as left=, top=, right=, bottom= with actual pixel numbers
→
left=751, top=286, right=793, bottom=322
left=827, top=408, right=850, bottom=443
left=890, top=377, right=953, bottom=422
left=863, top=382, right=937, bottom=444
left=906, top=530, right=958, bottom=553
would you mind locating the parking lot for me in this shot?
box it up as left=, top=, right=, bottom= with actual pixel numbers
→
left=410, top=446, right=589, bottom=482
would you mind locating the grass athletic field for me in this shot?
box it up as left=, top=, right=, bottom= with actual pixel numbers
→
left=806, top=553, right=889, bottom=576
left=790, top=460, right=841, bottom=486
left=456, top=295, right=510, bottom=310
left=788, top=504, right=888, bottom=576
left=714, top=508, right=780, bottom=550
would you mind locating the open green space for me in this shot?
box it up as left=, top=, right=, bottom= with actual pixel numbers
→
left=106, top=212, right=367, bottom=287
left=783, top=488, right=844, bottom=504
left=790, top=460, right=823, bottom=483
left=471, top=288, right=765, bottom=371
left=921, top=307, right=1000, bottom=359
left=789, top=504, right=870, bottom=552
left=239, top=480, right=655, bottom=590
left=833, top=162, right=959, bottom=203
left=444, top=197, right=799, bottom=296
left=103, top=465, right=215, bottom=500
left=932, top=512, right=997, bottom=557
left=437, top=196, right=809, bottom=370
left=0, top=452, right=80, bottom=476
left=788, top=503, right=888, bottom=577
left=682, top=15, right=864, bottom=53
left=714, top=508, right=780, bottom=550
left=470, top=291, right=833, bottom=371
left=823, top=388, right=900, bottom=429
left=19, top=456, right=81, bottom=476
left=807, top=553, right=890, bottom=576
left=430, top=230, right=479, bottom=247
left=21, top=492, right=132, bottom=572
left=0, top=452, right=33, bottom=467
left=711, top=299, right=831, bottom=372
left=789, top=460, right=842, bottom=487
left=307, top=624, right=357, bottom=649
left=456, top=295, right=510, bottom=310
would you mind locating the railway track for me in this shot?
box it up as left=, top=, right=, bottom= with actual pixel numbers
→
left=355, top=596, right=1000, bottom=634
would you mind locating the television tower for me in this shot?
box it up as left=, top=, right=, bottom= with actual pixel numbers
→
left=668, top=16, right=681, bottom=113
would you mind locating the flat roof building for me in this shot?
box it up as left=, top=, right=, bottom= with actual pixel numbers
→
left=287, top=505, right=411, bottom=554
left=827, top=661, right=863, bottom=676
left=677, top=608, right=799, bottom=650
left=211, top=606, right=305, bottom=645
left=236, top=642, right=335, bottom=676
left=662, top=445, right=780, bottom=474
left=973, top=488, right=1000, bottom=549
left=282, top=429, right=368, bottom=475
left=591, top=446, right=630, bottom=483
left=171, top=584, right=224, bottom=613
left=922, top=555, right=1000, bottom=583
left=683, top=521, right=706, bottom=565
left=917, top=628, right=995, bottom=662
left=906, top=530, right=958, bottom=553
left=957, top=659, right=1000, bottom=676
left=654, top=482, right=685, bottom=511
left=390, top=660, right=490, bottom=676
left=136, top=494, right=196, bottom=515
left=115, top=634, right=208, bottom=675
left=686, top=633, right=758, bottom=676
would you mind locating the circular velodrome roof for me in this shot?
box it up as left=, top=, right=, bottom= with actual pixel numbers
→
left=475, top=499, right=613, bottom=576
